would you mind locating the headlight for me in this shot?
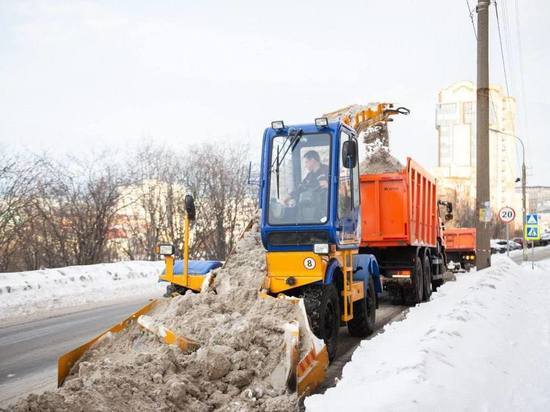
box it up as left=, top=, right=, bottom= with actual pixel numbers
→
left=271, top=120, right=285, bottom=130
left=313, top=243, right=329, bottom=254
left=315, top=117, right=328, bottom=128
left=157, top=244, right=175, bottom=256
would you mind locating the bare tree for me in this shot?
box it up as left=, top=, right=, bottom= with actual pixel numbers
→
left=0, top=153, right=41, bottom=271
left=183, top=142, right=256, bottom=260
left=124, top=143, right=187, bottom=260
left=30, top=154, right=129, bottom=267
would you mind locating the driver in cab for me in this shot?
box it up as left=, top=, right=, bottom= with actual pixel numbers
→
left=283, top=150, right=329, bottom=205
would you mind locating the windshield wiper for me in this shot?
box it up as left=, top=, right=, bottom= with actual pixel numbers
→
left=270, top=130, right=303, bottom=172
left=276, top=145, right=280, bottom=199
left=278, top=129, right=302, bottom=167
left=270, top=129, right=303, bottom=199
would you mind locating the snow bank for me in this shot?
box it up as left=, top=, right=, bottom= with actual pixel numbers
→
left=306, top=255, right=550, bottom=411
left=0, top=261, right=165, bottom=322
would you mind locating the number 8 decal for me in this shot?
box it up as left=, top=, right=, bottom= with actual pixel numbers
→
left=304, top=257, right=316, bottom=270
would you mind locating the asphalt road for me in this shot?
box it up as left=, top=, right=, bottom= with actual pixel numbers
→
left=0, top=299, right=151, bottom=407
left=510, top=245, right=550, bottom=264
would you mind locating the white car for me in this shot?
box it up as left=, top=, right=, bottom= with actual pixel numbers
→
left=490, top=239, right=508, bottom=254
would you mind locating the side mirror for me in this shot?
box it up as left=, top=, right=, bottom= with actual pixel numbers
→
left=342, top=139, right=358, bottom=169
left=185, top=195, right=196, bottom=221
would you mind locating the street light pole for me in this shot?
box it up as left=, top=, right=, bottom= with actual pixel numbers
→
left=490, top=128, right=527, bottom=261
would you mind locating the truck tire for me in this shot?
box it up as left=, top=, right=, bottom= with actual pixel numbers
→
left=422, top=255, right=432, bottom=302
left=302, top=284, right=340, bottom=362
left=405, top=259, right=424, bottom=305
left=347, top=276, right=376, bottom=338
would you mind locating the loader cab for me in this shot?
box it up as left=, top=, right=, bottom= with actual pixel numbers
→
left=259, top=119, right=361, bottom=252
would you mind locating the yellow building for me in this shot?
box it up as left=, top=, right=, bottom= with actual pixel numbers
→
left=433, top=81, right=522, bottom=228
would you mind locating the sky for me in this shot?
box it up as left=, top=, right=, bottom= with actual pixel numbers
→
left=0, top=0, right=548, bottom=184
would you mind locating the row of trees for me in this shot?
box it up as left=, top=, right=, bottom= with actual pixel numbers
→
left=0, top=142, right=257, bottom=272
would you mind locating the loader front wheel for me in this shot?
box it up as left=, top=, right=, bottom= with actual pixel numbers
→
left=347, top=276, right=376, bottom=338
left=302, top=284, right=340, bottom=362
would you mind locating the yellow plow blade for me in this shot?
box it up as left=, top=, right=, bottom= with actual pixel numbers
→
left=57, top=299, right=160, bottom=387
left=260, top=293, right=329, bottom=396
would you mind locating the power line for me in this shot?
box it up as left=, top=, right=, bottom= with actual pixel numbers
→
left=514, top=0, right=530, bottom=147
left=465, top=0, right=477, bottom=39
left=493, top=2, right=511, bottom=97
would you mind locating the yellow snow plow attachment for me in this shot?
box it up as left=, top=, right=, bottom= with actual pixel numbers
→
left=57, top=299, right=159, bottom=387
left=58, top=294, right=329, bottom=396
left=260, top=293, right=330, bottom=396
left=57, top=299, right=201, bottom=387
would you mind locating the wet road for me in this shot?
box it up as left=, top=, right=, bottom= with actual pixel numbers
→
left=0, top=299, right=150, bottom=407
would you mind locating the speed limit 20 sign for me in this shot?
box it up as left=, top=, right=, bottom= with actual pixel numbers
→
left=499, top=206, right=516, bottom=223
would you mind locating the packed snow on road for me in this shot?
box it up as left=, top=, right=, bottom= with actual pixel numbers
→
left=0, top=261, right=165, bottom=322
left=306, top=255, right=550, bottom=411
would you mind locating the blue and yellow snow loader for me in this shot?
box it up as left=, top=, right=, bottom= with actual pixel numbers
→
left=157, top=195, right=222, bottom=295
left=258, top=110, right=399, bottom=363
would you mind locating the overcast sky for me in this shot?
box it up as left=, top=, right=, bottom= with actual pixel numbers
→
left=0, top=0, right=548, bottom=184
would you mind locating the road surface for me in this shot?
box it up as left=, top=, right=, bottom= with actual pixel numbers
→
left=0, top=299, right=150, bottom=407
left=510, top=245, right=550, bottom=264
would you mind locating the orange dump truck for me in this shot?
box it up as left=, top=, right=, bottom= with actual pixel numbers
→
left=358, top=157, right=452, bottom=304
left=443, top=228, right=476, bottom=271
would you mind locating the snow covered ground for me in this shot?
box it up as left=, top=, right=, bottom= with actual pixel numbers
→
left=0, top=261, right=165, bottom=323
left=306, top=255, right=550, bottom=411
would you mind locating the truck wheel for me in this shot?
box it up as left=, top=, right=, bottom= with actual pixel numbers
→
left=302, top=284, right=340, bottom=362
left=347, top=276, right=376, bottom=337
left=405, top=259, right=424, bottom=305
left=422, top=255, right=432, bottom=302
left=164, top=283, right=186, bottom=297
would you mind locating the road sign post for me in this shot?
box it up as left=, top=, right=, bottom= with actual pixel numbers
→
left=499, top=207, right=516, bottom=257
left=525, top=213, right=540, bottom=270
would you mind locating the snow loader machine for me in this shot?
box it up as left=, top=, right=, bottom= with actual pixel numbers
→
left=259, top=104, right=410, bottom=366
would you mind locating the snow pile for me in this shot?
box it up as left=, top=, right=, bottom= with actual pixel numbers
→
left=0, top=261, right=165, bottom=322
left=8, top=223, right=302, bottom=412
left=359, top=138, right=403, bottom=174
left=306, top=255, right=550, bottom=411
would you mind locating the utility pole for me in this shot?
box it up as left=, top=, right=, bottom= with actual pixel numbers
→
left=476, top=0, right=491, bottom=270
left=522, top=161, right=527, bottom=260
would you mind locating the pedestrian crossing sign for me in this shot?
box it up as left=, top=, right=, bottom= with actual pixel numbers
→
left=525, top=225, right=540, bottom=241
left=527, top=213, right=539, bottom=225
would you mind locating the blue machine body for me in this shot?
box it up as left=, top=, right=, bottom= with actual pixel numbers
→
left=258, top=120, right=381, bottom=293
left=166, top=260, right=223, bottom=275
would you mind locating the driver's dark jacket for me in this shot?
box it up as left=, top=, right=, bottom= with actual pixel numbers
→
left=291, top=164, right=329, bottom=198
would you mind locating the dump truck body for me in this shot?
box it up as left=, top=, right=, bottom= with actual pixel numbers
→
left=359, top=157, right=448, bottom=304
left=360, top=157, right=439, bottom=248
left=444, top=227, right=476, bottom=271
